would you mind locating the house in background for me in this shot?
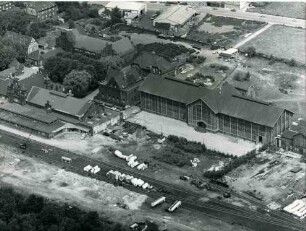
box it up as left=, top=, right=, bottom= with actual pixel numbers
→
left=0, top=1, right=13, bottom=11
left=280, top=119, right=306, bottom=155
left=132, top=52, right=184, bottom=76
left=95, top=66, right=143, bottom=107
left=70, top=30, right=136, bottom=61
left=3, top=31, right=39, bottom=55
left=26, top=2, right=58, bottom=21
left=105, top=1, right=147, bottom=18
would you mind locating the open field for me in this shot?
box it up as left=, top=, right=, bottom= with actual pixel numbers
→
left=188, top=14, right=266, bottom=48
left=233, top=56, right=306, bottom=119
left=248, top=2, right=306, bottom=20
left=240, top=25, right=306, bottom=64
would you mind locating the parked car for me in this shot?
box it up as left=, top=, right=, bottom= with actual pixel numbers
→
left=179, top=175, right=190, bottom=181
left=150, top=14, right=158, bottom=20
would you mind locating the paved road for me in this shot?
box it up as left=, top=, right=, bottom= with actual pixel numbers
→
left=195, top=7, right=306, bottom=29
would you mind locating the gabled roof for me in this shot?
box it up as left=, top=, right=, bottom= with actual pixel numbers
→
left=139, top=76, right=288, bottom=127
left=28, top=50, right=41, bottom=61
left=103, top=67, right=142, bottom=90
left=27, top=2, right=57, bottom=12
left=73, top=30, right=134, bottom=56
left=154, top=5, right=196, bottom=26
left=138, top=75, right=207, bottom=104
left=26, top=86, right=93, bottom=118
left=133, top=52, right=181, bottom=73
left=112, top=37, right=135, bottom=56
left=3, top=31, right=34, bottom=48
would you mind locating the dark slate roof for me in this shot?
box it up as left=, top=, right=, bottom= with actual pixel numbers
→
left=73, top=30, right=134, bottom=56
left=219, top=93, right=285, bottom=127
left=0, top=67, right=17, bottom=80
left=0, top=79, right=8, bottom=96
left=138, top=75, right=207, bottom=104
left=139, top=76, right=288, bottom=127
left=3, top=31, right=33, bottom=48
left=103, top=67, right=142, bottom=89
left=9, top=59, right=24, bottom=71
left=28, top=50, right=41, bottom=61
left=133, top=52, right=175, bottom=72
left=26, top=86, right=93, bottom=118
left=0, top=103, right=58, bottom=124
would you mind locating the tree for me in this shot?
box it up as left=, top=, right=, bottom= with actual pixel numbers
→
left=100, top=55, right=124, bottom=69
left=0, top=41, right=17, bottom=71
left=68, top=19, right=75, bottom=29
left=56, top=31, right=75, bottom=52
left=246, top=46, right=256, bottom=57
left=109, top=7, right=122, bottom=25
left=63, top=70, right=92, bottom=97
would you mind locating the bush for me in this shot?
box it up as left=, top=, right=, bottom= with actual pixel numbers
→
left=154, top=147, right=191, bottom=167
left=203, top=149, right=257, bottom=179
left=167, top=135, right=206, bottom=153
left=289, top=58, right=296, bottom=66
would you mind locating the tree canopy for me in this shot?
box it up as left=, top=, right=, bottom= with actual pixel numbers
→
left=0, top=187, right=130, bottom=231
left=63, top=70, right=92, bottom=98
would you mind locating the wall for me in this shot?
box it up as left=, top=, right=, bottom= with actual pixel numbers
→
left=140, top=92, right=187, bottom=121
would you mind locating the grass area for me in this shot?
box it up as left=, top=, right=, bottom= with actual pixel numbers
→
left=188, top=14, right=266, bottom=48
left=248, top=2, right=306, bottom=20
left=240, top=25, right=306, bottom=64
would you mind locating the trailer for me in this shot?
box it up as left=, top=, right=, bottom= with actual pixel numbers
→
left=167, top=201, right=181, bottom=212
left=151, top=196, right=166, bottom=207
left=61, top=156, right=72, bottom=163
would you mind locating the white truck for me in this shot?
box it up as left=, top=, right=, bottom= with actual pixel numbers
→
left=84, top=165, right=93, bottom=172
left=167, top=201, right=182, bottom=212
left=91, top=165, right=100, bottom=174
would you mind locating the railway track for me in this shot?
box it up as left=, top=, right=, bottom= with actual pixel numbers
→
left=0, top=130, right=305, bottom=231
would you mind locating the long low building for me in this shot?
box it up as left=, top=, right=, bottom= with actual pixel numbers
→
left=139, top=75, right=293, bottom=144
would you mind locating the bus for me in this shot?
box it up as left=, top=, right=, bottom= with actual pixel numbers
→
left=61, top=156, right=72, bottom=163
left=151, top=196, right=166, bottom=208
left=167, top=200, right=181, bottom=212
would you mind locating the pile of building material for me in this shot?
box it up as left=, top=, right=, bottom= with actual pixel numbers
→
left=283, top=199, right=306, bottom=219
left=190, top=158, right=200, bottom=167
left=83, top=165, right=100, bottom=174
left=114, top=151, right=148, bottom=170
left=106, top=170, right=152, bottom=189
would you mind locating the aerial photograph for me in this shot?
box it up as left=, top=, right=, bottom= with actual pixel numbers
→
left=0, top=1, right=305, bottom=231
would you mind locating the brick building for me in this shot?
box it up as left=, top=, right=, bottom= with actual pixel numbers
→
left=95, top=67, right=143, bottom=107
left=26, top=2, right=58, bottom=21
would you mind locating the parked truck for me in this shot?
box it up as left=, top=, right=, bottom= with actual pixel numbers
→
left=167, top=201, right=181, bottom=212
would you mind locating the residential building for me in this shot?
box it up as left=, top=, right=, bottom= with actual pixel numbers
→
left=70, top=30, right=136, bottom=61
left=139, top=75, right=293, bottom=144
left=26, top=2, right=58, bottom=21
left=95, top=66, right=143, bottom=107
left=153, top=5, right=196, bottom=31
left=26, top=50, right=42, bottom=66
left=3, top=31, right=39, bottom=55
left=132, top=52, right=184, bottom=76
left=0, top=1, right=13, bottom=11
left=280, top=119, right=306, bottom=155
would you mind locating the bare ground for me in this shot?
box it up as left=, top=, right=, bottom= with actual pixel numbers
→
left=0, top=143, right=247, bottom=231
